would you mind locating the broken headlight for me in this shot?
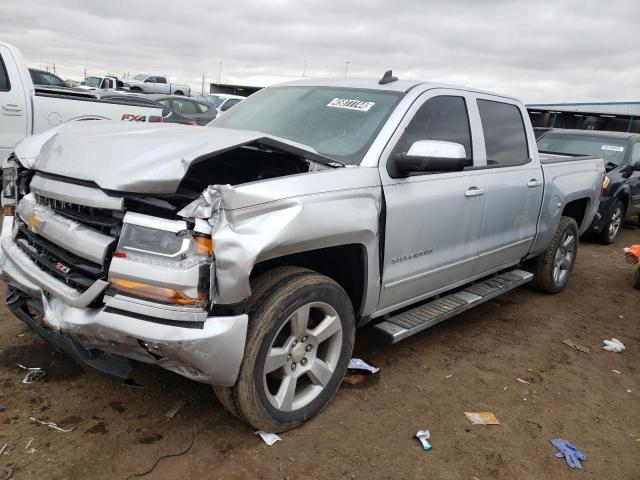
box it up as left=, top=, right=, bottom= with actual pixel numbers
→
left=116, top=223, right=212, bottom=262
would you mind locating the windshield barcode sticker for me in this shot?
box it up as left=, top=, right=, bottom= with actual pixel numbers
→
left=601, top=145, right=624, bottom=152
left=327, top=98, right=375, bottom=112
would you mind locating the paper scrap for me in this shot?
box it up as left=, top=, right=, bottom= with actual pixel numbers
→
left=561, top=339, right=590, bottom=353
left=255, top=431, right=281, bottom=446
left=464, top=412, right=500, bottom=425
left=348, top=358, right=379, bottom=374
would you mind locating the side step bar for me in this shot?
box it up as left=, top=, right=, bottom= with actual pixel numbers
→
left=373, top=269, right=533, bottom=344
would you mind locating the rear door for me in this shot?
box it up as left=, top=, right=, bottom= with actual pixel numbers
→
left=155, top=76, right=170, bottom=94
left=0, top=45, right=28, bottom=163
left=471, top=96, right=543, bottom=274
left=377, top=89, right=486, bottom=313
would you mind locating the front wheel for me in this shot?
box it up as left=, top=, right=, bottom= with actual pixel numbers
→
left=528, top=216, right=579, bottom=294
left=214, top=267, right=355, bottom=432
left=596, top=200, right=624, bottom=244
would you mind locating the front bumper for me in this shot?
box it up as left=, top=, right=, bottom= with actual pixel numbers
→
left=0, top=217, right=247, bottom=386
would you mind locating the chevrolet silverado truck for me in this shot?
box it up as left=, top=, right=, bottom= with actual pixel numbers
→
left=0, top=73, right=605, bottom=432
left=125, top=74, right=190, bottom=96
left=0, top=41, right=165, bottom=165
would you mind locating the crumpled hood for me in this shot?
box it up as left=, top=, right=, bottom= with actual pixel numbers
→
left=15, top=121, right=319, bottom=194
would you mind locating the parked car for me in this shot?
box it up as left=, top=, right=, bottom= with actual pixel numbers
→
left=1, top=74, right=604, bottom=433
left=202, top=93, right=244, bottom=115
left=538, top=129, right=640, bottom=243
left=78, top=76, right=126, bottom=91
left=0, top=41, right=165, bottom=165
left=125, top=74, right=190, bottom=96
left=28, top=68, right=69, bottom=88
left=99, top=94, right=199, bottom=126
left=145, top=94, right=217, bottom=125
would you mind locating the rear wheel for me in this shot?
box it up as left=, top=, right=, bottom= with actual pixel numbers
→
left=174, top=90, right=184, bottom=96
left=214, top=267, right=355, bottom=432
left=529, top=216, right=579, bottom=294
left=596, top=200, right=624, bottom=244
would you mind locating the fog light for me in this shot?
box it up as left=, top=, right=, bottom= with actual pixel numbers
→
left=110, top=277, right=206, bottom=307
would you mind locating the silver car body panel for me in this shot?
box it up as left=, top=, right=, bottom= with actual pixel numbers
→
left=30, top=174, right=124, bottom=210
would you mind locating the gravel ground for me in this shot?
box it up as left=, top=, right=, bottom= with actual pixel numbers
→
left=0, top=227, right=638, bottom=480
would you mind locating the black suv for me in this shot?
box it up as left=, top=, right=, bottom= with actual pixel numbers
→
left=538, top=129, right=640, bottom=244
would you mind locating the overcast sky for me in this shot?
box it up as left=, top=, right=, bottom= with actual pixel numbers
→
left=2, top=0, right=638, bottom=103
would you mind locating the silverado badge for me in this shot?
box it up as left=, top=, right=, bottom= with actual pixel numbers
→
left=25, top=212, right=43, bottom=232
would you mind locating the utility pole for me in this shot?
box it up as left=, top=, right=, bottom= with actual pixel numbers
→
left=201, top=72, right=206, bottom=95
left=344, top=61, right=350, bottom=77
left=83, top=68, right=87, bottom=80
left=52, top=63, right=56, bottom=74
left=302, top=60, right=306, bottom=77
left=217, top=61, right=222, bottom=84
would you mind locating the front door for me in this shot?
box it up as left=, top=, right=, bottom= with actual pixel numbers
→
left=0, top=45, right=28, bottom=163
left=378, top=90, right=486, bottom=313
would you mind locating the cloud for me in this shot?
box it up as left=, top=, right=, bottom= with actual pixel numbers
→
left=1, top=0, right=638, bottom=102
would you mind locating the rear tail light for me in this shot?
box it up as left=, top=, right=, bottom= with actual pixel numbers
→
left=148, top=116, right=164, bottom=123
left=185, top=120, right=197, bottom=126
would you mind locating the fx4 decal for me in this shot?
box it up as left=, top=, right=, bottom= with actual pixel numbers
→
left=121, top=114, right=147, bottom=122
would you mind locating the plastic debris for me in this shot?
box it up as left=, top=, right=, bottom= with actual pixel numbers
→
left=26, top=447, right=37, bottom=455
left=16, top=364, right=46, bottom=384
left=602, top=338, right=625, bottom=352
left=348, top=358, right=379, bottom=374
left=255, top=431, right=281, bottom=446
left=550, top=438, right=586, bottom=469
left=561, top=339, right=590, bottom=353
left=444, top=374, right=453, bottom=379
left=0, top=443, right=6, bottom=455
left=29, top=417, right=73, bottom=433
left=516, top=378, right=530, bottom=385
left=24, top=438, right=34, bottom=451
left=612, top=370, right=621, bottom=374
left=464, top=412, right=500, bottom=425
left=415, top=430, right=432, bottom=451
left=164, top=399, right=186, bottom=419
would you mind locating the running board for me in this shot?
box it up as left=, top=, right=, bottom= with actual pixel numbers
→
left=373, top=269, right=533, bottom=344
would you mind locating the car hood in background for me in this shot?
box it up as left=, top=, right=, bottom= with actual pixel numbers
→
left=15, top=121, right=322, bottom=194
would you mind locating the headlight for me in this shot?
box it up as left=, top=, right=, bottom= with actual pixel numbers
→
left=109, top=215, right=213, bottom=307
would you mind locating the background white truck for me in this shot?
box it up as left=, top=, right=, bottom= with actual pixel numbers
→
left=0, top=41, right=166, bottom=164
left=124, top=74, right=191, bottom=96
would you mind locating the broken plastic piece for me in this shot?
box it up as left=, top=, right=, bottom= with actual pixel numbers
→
left=29, top=417, right=73, bottom=433
left=561, top=339, right=590, bottom=353
left=464, top=412, right=500, bottom=425
left=415, top=430, right=432, bottom=451
left=348, top=358, right=379, bottom=374
left=255, top=431, right=281, bottom=446
left=516, top=378, right=530, bottom=385
left=603, top=338, right=625, bottom=352
left=16, top=364, right=46, bottom=384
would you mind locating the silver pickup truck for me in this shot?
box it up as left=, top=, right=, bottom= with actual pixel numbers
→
left=0, top=74, right=605, bottom=432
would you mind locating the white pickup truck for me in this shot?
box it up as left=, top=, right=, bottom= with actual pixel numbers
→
left=0, top=42, right=166, bottom=164
left=125, top=74, right=191, bottom=96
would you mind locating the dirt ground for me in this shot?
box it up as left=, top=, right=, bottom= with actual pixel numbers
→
left=0, top=227, right=639, bottom=480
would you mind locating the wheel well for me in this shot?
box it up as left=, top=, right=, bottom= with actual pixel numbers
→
left=619, top=193, right=630, bottom=215
left=562, top=198, right=589, bottom=229
left=251, top=244, right=367, bottom=316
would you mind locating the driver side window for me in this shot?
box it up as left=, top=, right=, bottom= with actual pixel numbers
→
left=393, top=95, right=473, bottom=165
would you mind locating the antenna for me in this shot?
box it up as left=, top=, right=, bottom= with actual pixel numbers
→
left=378, top=70, right=398, bottom=85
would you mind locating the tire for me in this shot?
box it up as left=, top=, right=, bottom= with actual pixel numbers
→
left=596, top=200, right=624, bottom=244
left=528, top=216, right=579, bottom=294
left=216, top=267, right=355, bottom=432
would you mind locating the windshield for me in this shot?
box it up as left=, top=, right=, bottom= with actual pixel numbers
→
left=538, top=134, right=628, bottom=168
left=204, top=94, right=225, bottom=107
left=210, top=86, right=403, bottom=164
left=85, top=77, right=102, bottom=88
left=132, top=74, right=147, bottom=81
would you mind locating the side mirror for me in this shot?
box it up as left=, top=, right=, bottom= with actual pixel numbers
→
left=392, top=140, right=467, bottom=176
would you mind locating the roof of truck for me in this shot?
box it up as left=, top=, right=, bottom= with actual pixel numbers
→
left=543, top=128, right=640, bottom=141
left=276, top=76, right=520, bottom=102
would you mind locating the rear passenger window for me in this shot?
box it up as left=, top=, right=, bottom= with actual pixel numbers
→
left=0, top=54, right=10, bottom=91
left=477, top=99, right=529, bottom=165
left=394, top=95, right=473, bottom=163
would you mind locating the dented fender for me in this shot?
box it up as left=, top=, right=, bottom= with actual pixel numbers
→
left=179, top=167, right=384, bottom=314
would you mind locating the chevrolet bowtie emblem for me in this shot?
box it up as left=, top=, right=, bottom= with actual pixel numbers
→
left=25, top=212, right=43, bottom=231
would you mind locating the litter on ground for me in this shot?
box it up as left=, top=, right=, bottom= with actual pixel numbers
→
left=255, top=431, right=281, bottom=446
left=516, top=378, right=530, bottom=385
left=415, top=430, right=431, bottom=451
left=29, top=417, right=74, bottom=433
left=164, top=399, right=186, bottom=419
left=561, top=339, right=590, bottom=353
left=602, top=338, right=625, bottom=352
left=464, top=412, right=500, bottom=425
left=16, top=364, right=46, bottom=384
left=550, top=438, right=586, bottom=469
left=348, top=358, right=379, bottom=374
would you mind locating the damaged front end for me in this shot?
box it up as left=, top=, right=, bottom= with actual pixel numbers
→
left=0, top=134, right=357, bottom=386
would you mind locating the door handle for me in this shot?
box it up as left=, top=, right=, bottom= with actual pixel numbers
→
left=464, top=187, right=486, bottom=197
left=527, top=179, right=543, bottom=188
left=2, top=103, right=23, bottom=115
